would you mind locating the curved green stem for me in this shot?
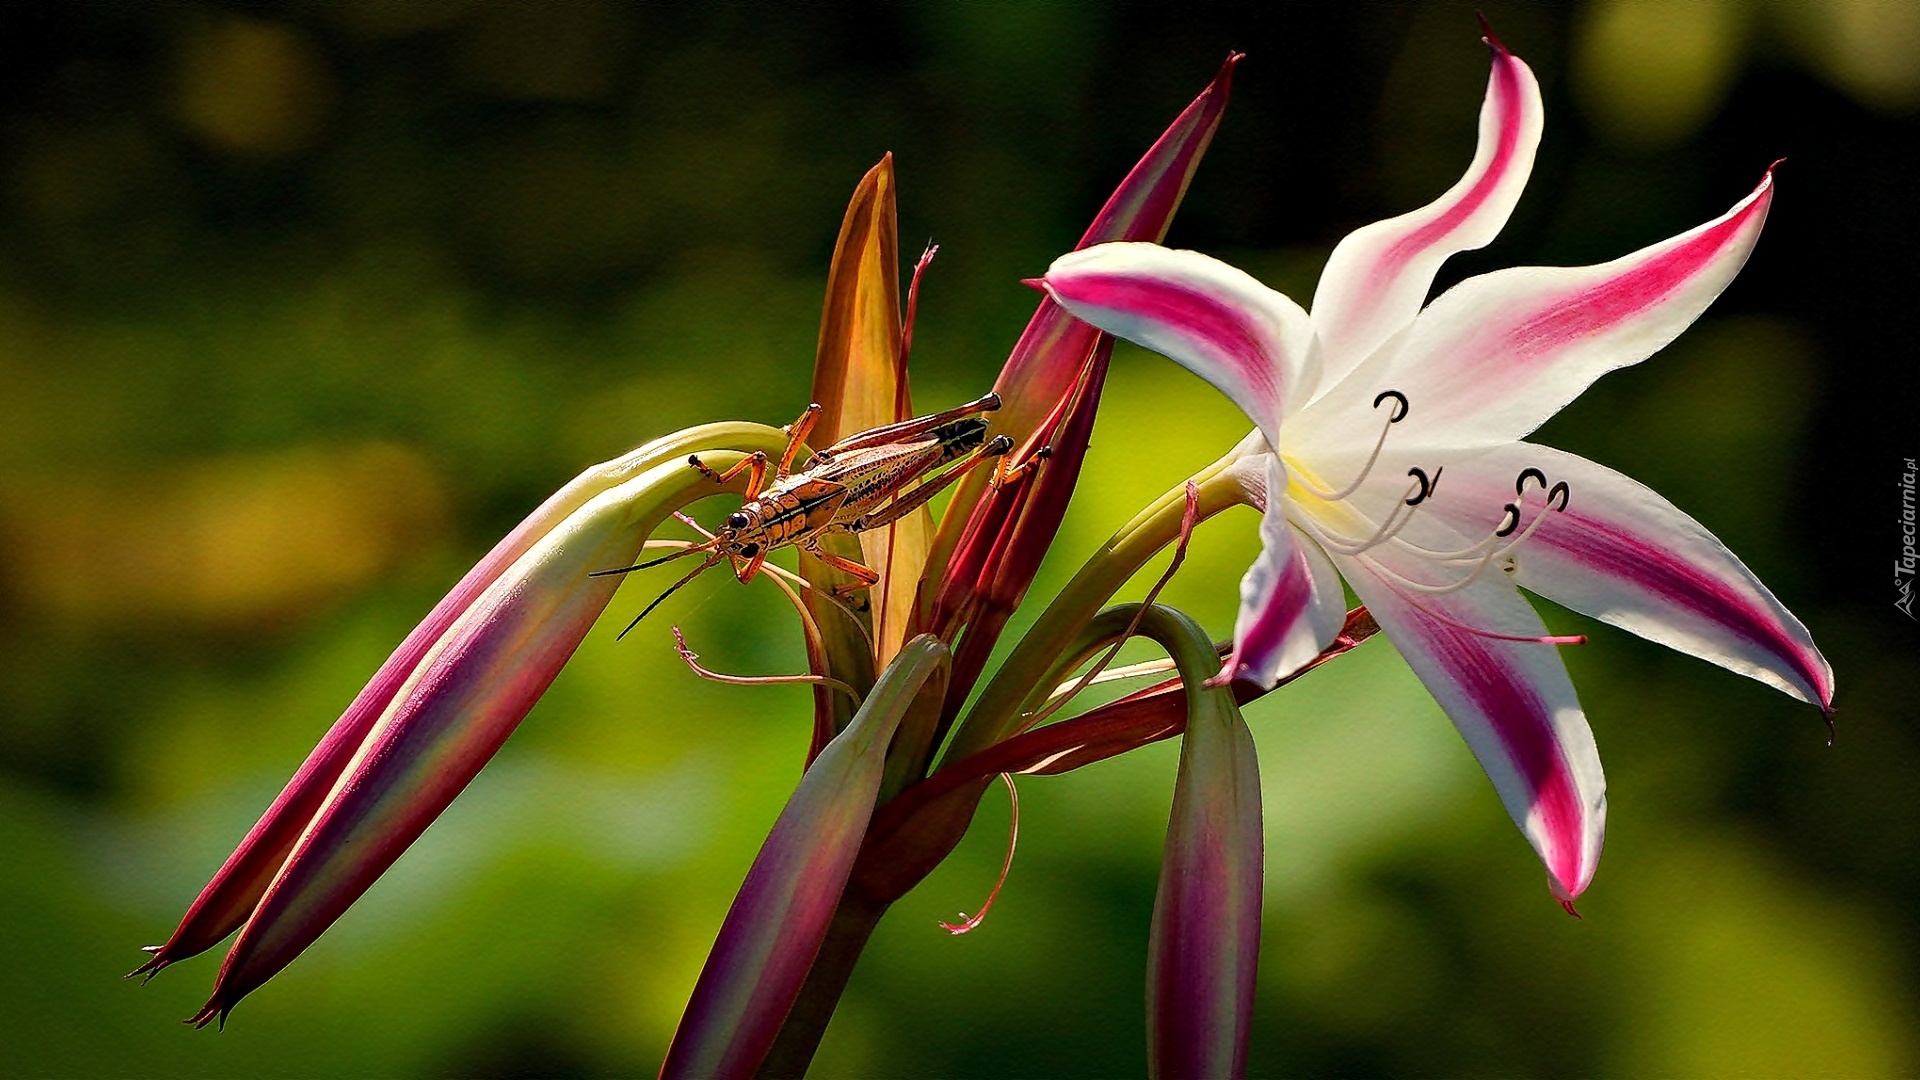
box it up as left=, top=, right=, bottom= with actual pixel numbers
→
left=944, top=441, right=1257, bottom=763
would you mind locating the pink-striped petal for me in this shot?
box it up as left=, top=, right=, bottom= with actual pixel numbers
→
left=1420, top=442, right=1833, bottom=709
left=1332, top=549, right=1606, bottom=900
left=1308, top=33, right=1542, bottom=387
left=1042, top=244, right=1313, bottom=447
left=1310, top=166, right=1777, bottom=452
left=1228, top=456, right=1347, bottom=687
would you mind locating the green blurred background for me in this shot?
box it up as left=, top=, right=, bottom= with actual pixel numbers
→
left=1, top=2, right=1915, bottom=1076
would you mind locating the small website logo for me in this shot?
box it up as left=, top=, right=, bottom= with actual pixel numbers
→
left=1899, top=457, right=1917, bottom=619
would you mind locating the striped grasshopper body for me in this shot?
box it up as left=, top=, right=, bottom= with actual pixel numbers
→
left=607, top=393, right=1016, bottom=629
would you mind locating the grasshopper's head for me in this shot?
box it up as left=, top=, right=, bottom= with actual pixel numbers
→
left=720, top=509, right=765, bottom=560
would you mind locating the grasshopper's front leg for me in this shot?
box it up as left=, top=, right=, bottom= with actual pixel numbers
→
left=777, top=403, right=822, bottom=479
left=803, top=541, right=882, bottom=598
left=686, top=451, right=769, bottom=499
left=991, top=443, right=1051, bottom=489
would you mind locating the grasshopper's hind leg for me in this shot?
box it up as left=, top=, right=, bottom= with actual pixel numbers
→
left=818, top=392, right=1003, bottom=458
left=777, top=403, right=822, bottom=478
left=845, top=434, right=1014, bottom=534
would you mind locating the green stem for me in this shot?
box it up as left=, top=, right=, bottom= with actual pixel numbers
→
left=943, top=439, right=1257, bottom=763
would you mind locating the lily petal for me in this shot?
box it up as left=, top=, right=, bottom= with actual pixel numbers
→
left=1229, top=455, right=1347, bottom=686
left=1322, top=165, right=1776, bottom=450
left=1309, top=33, right=1542, bottom=387
left=1043, top=244, right=1314, bottom=447
left=1426, top=442, right=1833, bottom=708
left=1333, top=550, right=1606, bottom=900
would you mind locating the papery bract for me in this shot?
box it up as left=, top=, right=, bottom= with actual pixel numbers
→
left=1042, top=31, right=1832, bottom=904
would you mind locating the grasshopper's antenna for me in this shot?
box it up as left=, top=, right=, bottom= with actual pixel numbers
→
left=592, top=536, right=723, bottom=577
left=618, top=550, right=725, bottom=639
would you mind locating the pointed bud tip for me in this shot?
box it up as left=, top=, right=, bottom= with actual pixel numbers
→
left=125, top=950, right=168, bottom=982
left=1559, top=897, right=1582, bottom=919
left=1020, top=277, right=1048, bottom=294
left=1477, top=11, right=1509, bottom=54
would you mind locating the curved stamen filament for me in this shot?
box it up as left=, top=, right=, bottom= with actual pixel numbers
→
left=1291, top=389, right=1409, bottom=502
left=1361, top=485, right=1570, bottom=596
left=1297, top=482, right=1422, bottom=556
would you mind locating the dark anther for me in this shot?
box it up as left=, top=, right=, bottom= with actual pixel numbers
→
left=1405, top=466, right=1437, bottom=505
left=1547, top=481, right=1570, bottom=512
left=726, top=511, right=750, bottom=531
left=737, top=543, right=760, bottom=558
left=1495, top=504, right=1521, bottom=537
left=1372, top=389, right=1410, bottom=423
left=1515, top=467, right=1548, bottom=496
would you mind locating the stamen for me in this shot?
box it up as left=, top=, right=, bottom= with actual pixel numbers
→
left=1373, top=389, right=1410, bottom=422
left=940, top=773, right=1020, bottom=935
left=1363, top=471, right=1574, bottom=593
left=1495, top=504, right=1522, bottom=538
left=1293, top=388, right=1411, bottom=502
left=1297, top=487, right=1420, bottom=556
left=1405, top=466, right=1443, bottom=506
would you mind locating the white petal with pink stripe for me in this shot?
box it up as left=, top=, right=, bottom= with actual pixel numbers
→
left=1334, top=547, right=1606, bottom=900
left=1309, top=39, right=1543, bottom=389
left=1415, top=442, right=1833, bottom=709
left=1042, top=243, right=1315, bottom=446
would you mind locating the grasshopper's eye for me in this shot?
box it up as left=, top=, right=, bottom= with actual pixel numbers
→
left=726, top=512, right=750, bottom=531
left=737, top=543, right=760, bottom=558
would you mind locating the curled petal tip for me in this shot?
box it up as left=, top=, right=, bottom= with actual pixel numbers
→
left=1019, top=276, right=1048, bottom=293
left=1477, top=10, right=1509, bottom=53
left=1559, top=897, right=1583, bottom=920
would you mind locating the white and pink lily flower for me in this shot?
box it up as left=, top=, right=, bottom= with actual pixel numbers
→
left=1040, top=31, right=1833, bottom=907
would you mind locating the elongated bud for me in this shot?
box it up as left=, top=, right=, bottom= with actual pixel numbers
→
left=662, top=637, right=950, bottom=1079
left=136, top=422, right=789, bottom=980
left=172, top=436, right=788, bottom=1025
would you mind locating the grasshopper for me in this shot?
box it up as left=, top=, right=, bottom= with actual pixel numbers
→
left=602, top=392, right=1025, bottom=631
